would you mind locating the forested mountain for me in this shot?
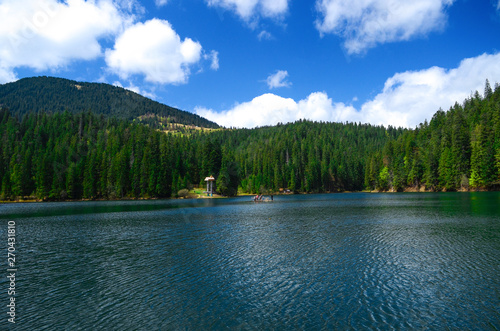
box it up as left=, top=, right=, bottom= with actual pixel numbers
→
left=0, top=80, right=499, bottom=201
left=0, top=107, right=397, bottom=200
left=0, top=76, right=219, bottom=129
left=366, top=80, right=500, bottom=192
left=213, top=121, right=402, bottom=193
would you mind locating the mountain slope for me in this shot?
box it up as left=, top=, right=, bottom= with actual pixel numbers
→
left=0, top=76, right=219, bottom=129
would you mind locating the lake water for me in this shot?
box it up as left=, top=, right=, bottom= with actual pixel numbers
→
left=1, top=192, right=499, bottom=329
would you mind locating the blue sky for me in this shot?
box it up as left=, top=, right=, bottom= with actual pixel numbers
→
left=1, top=0, right=500, bottom=128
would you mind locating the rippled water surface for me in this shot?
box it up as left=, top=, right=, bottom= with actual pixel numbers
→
left=1, top=192, right=500, bottom=329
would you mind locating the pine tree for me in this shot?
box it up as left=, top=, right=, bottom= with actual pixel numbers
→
left=469, top=123, right=495, bottom=188
left=83, top=151, right=96, bottom=199
left=35, top=153, right=51, bottom=199
left=450, top=105, right=470, bottom=188
left=66, top=162, right=78, bottom=199
left=484, top=79, right=493, bottom=100
left=1, top=172, right=12, bottom=200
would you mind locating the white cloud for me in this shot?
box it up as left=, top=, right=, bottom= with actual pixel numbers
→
left=196, top=53, right=500, bottom=128
left=497, top=0, right=500, bottom=10
left=315, top=0, right=455, bottom=54
left=115, top=0, right=144, bottom=15
left=105, top=19, right=203, bottom=84
left=112, top=80, right=157, bottom=99
left=0, top=0, right=128, bottom=83
left=260, top=0, right=288, bottom=17
left=204, top=50, right=219, bottom=71
left=207, top=0, right=288, bottom=22
left=155, top=0, right=168, bottom=7
left=257, top=30, right=273, bottom=40
left=0, top=66, right=18, bottom=83
left=266, top=70, right=291, bottom=89
left=195, top=92, right=357, bottom=128
left=359, top=52, right=500, bottom=127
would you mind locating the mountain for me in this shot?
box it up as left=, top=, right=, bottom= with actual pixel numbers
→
left=365, top=80, right=500, bottom=192
left=0, top=108, right=396, bottom=200
left=0, top=76, right=219, bottom=129
left=1, top=78, right=498, bottom=201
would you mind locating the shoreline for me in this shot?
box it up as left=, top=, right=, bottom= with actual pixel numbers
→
left=1, top=188, right=496, bottom=204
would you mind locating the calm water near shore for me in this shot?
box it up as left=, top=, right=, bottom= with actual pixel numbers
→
left=1, top=192, right=499, bottom=329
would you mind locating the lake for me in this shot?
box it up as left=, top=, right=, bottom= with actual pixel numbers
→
left=1, top=192, right=499, bottom=329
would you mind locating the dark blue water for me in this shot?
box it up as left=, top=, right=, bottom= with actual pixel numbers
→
left=1, top=192, right=499, bottom=329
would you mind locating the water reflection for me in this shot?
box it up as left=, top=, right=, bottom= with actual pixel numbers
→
left=0, top=193, right=499, bottom=329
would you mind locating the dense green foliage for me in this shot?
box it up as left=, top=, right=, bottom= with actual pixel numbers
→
left=215, top=122, right=401, bottom=193
left=366, top=80, right=500, bottom=191
left=0, top=76, right=219, bottom=129
left=1, top=80, right=499, bottom=201
left=0, top=108, right=396, bottom=200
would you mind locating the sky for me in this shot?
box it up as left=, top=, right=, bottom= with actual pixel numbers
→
left=1, top=0, right=500, bottom=128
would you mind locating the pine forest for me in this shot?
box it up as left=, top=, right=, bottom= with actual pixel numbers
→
left=1, top=80, right=499, bottom=201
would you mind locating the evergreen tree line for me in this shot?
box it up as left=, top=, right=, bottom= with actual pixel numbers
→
left=216, top=121, right=401, bottom=194
left=365, top=80, right=500, bottom=191
left=0, top=108, right=253, bottom=200
left=0, top=108, right=397, bottom=200
left=0, top=80, right=499, bottom=200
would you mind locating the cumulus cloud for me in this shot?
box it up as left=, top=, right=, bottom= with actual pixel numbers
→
left=207, top=0, right=288, bottom=22
left=195, top=93, right=357, bottom=128
left=204, top=50, right=219, bottom=71
left=0, top=66, right=18, bottom=84
left=196, top=53, right=500, bottom=128
left=0, top=0, right=211, bottom=85
left=0, top=0, right=128, bottom=83
left=315, top=0, right=455, bottom=54
left=105, top=19, right=202, bottom=84
left=155, top=0, right=168, bottom=7
left=359, top=52, right=500, bottom=127
left=257, top=30, right=273, bottom=40
left=266, top=70, right=291, bottom=89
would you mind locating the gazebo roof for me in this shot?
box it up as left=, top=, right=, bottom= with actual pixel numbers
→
left=204, top=176, right=215, bottom=181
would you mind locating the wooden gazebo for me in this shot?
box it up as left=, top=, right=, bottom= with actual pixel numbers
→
left=204, top=176, right=215, bottom=196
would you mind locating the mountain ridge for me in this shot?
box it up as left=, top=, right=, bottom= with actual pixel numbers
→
left=0, top=76, right=219, bottom=129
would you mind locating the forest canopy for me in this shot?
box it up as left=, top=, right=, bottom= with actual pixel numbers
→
left=1, top=80, right=499, bottom=201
